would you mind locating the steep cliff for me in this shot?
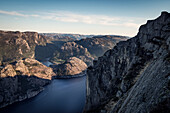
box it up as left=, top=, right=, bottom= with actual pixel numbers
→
left=49, top=35, right=127, bottom=66
left=0, top=58, right=55, bottom=108
left=76, top=35, right=127, bottom=58
left=0, top=31, right=56, bottom=108
left=52, top=57, right=87, bottom=76
left=53, top=41, right=94, bottom=65
left=84, top=12, right=170, bottom=113
left=0, top=31, right=47, bottom=64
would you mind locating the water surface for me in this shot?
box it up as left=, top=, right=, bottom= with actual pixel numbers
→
left=41, top=58, right=53, bottom=67
left=0, top=76, right=86, bottom=113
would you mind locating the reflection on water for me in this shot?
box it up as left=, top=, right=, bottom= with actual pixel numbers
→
left=41, top=58, right=53, bottom=67
left=0, top=76, right=86, bottom=113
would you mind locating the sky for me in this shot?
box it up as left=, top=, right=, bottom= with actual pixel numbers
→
left=0, top=0, right=170, bottom=36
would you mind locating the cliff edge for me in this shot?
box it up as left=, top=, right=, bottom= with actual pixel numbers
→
left=52, top=57, right=87, bottom=76
left=84, top=12, right=170, bottom=113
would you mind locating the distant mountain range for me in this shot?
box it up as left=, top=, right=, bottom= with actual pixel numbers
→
left=40, top=33, right=129, bottom=41
left=40, top=33, right=94, bottom=41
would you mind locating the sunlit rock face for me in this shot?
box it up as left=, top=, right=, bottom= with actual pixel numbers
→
left=47, top=34, right=127, bottom=66
left=52, top=57, right=87, bottom=76
left=0, top=31, right=47, bottom=64
left=84, top=12, right=170, bottom=113
left=59, top=42, right=94, bottom=66
left=0, top=58, right=55, bottom=108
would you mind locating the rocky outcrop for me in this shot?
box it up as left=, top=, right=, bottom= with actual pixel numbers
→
left=84, top=12, right=170, bottom=113
left=76, top=35, right=127, bottom=58
left=52, top=57, right=87, bottom=76
left=56, top=42, right=94, bottom=65
left=0, top=58, right=55, bottom=108
left=0, top=31, right=47, bottom=64
left=45, top=35, right=127, bottom=66
left=0, top=58, right=55, bottom=80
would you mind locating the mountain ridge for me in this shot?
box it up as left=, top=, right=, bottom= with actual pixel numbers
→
left=84, top=11, right=170, bottom=113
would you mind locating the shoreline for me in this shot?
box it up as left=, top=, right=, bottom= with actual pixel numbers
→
left=52, top=72, right=86, bottom=79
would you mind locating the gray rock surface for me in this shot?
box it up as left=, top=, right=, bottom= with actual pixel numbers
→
left=52, top=57, right=87, bottom=76
left=48, top=35, right=127, bottom=66
left=76, top=35, right=127, bottom=58
left=0, top=31, right=47, bottom=64
left=0, top=58, right=55, bottom=108
left=84, top=12, right=170, bottom=113
left=59, top=42, right=94, bottom=65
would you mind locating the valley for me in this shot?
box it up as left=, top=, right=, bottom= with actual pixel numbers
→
left=0, top=1, right=169, bottom=112
left=0, top=30, right=126, bottom=110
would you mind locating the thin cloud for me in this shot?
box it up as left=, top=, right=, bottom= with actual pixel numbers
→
left=0, top=10, right=39, bottom=17
left=0, top=10, right=28, bottom=17
left=0, top=10, right=143, bottom=28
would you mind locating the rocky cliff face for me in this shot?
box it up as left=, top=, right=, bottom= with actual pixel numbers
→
left=76, top=35, right=127, bottom=58
left=56, top=42, right=94, bottom=65
left=84, top=12, right=170, bottom=113
left=49, top=35, right=127, bottom=66
left=0, top=31, right=56, bottom=108
left=0, top=58, right=55, bottom=108
left=0, top=31, right=46, bottom=64
left=52, top=57, right=87, bottom=76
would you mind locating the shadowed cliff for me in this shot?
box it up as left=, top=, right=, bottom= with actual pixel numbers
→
left=84, top=11, right=170, bottom=113
left=0, top=58, right=55, bottom=108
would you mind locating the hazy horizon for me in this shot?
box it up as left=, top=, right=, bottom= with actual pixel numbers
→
left=0, top=0, right=170, bottom=37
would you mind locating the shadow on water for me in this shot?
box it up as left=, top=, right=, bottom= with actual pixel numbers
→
left=0, top=76, right=86, bottom=113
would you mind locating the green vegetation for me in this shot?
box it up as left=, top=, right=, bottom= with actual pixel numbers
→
left=50, top=57, right=65, bottom=64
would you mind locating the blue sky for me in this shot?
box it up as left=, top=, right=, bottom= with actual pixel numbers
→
left=0, top=0, right=170, bottom=36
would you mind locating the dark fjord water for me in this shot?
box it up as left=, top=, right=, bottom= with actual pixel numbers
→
left=0, top=76, right=86, bottom=113
left=0, top=60, right=86, bottom=113
left=41, top=58, right=53, bottom=67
